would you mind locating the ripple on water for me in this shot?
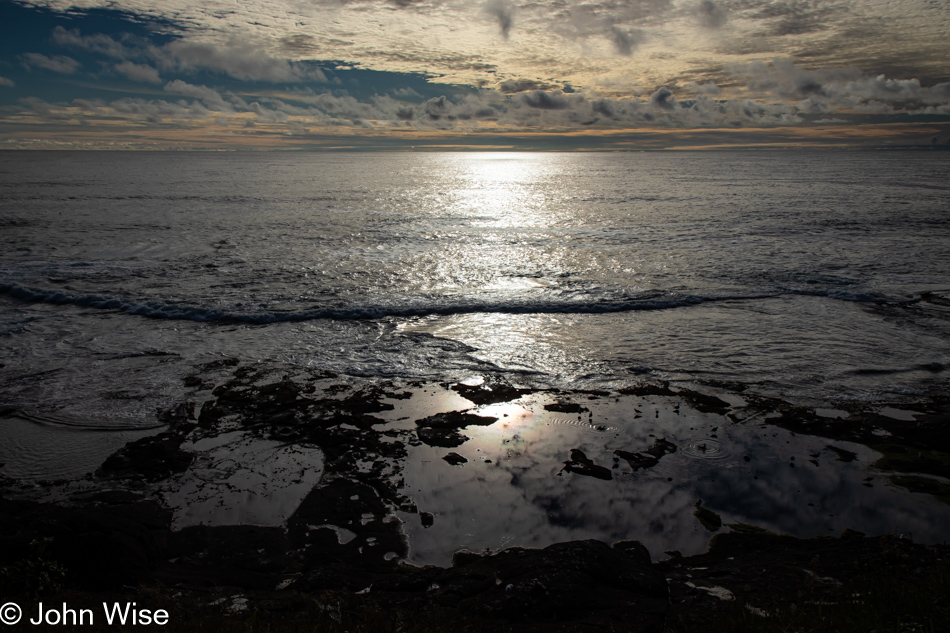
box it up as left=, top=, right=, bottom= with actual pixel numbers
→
left=682, top=438, right=728, bottom=460
left=544, top=413, right=619, bottom=433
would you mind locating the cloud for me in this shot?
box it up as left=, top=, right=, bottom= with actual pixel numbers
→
left=649, top=86, right=675, bottom=110
left=19, top=53, right=81, bottom=74
left=51, top=26, right=137, bottom=59
left=72, top=98, right=106, bottom=112
left=521, top=90, right=571, bottom=110
left=115, top=61, right=162, bottom=84
left=697, top=0, right=726, bottom=28
left=751, top=1, right=833, bottom=37
left=392, top=87, right=422, bottom=98
left=685, top=81, right=720, bottom=96
left=4, top=58, right=947, bottom=148
left=484, top=0, right=514, bottom=39
left=0, top=77, right=14, bottom=87
left=549, top=0, right=669, bottom=58
left=156, top=39, right=328, bottom=83
left=730, top=59, right=950, bottom=112
left=164, top=79, right=231, bottom=111
left=607, top=26, right=646, bottom=56
left=498, top=78, right=558, bottom=94
left=731, top=59, right=856, bottom=99
left=52, top=26, right=327, bottom=84
left=423, top=95, right=452, bottom=119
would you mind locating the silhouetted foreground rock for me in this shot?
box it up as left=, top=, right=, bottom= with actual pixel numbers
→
left=2, top=492, right=948, bottom=632
left=0, top=496, right=170, bottom=590
left=368, top=539, right=668, bottom=630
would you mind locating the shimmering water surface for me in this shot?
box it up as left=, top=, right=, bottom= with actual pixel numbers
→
left=1, top=150, right=949, bottom=561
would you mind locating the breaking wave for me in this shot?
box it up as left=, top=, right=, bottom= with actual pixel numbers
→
left=0, top=282, right=919, bottom=324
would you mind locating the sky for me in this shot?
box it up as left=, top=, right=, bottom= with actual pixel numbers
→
left=1, top=0, right=949, bottom=149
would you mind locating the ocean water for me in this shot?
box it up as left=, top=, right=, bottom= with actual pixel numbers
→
left=3, top=150, right=950, bottom=561
left=3, top=150, right=949, bottom=423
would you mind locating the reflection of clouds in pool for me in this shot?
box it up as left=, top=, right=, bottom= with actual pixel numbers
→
left=396, top=392, right=950, bottom=567
left=162, top=432, right=324, bottom=530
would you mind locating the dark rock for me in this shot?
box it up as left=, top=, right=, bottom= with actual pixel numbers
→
left=452, top=550, right=484, bottom=567
left=376, top=539, right=668, bottom=630
left=159, top=525, right=290, bottom=589
left=561, top=449, right=612, bottom=480
left=414, top=410, right=497, bottom=447
left=0, top=497, right=170, bottom=591
left=418, top=427, right=467, bottom=448
left=543, top=402, right=589, bottom=413
left=615, top=438, right=677, bottom=471
left=611, top=540, right=652, bottom=565
left=443, top=452, right=468, bottom=465
left=417, top=410, right=497, bottom=429
left=98, top=432, right=193, bottom=481
left=614, top=449, right=660, bottom=470
left=647, top=437, right=677, bottom=458
left=451, top=378, right=533, bottom=405
left=680, top=390, right=732, bottom=413
left=618, top=383, right=677, bottom=397
left=287, top=479, right=408, bottom=574
left=693, top=502, right=722, bottom=532
left=826, top=444, right=857, bottom=462
left=660, top=530, right=950, bottom=633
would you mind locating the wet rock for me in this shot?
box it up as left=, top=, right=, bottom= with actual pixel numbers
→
left=614, top=449, right=661, bottom=471
left=417, top=410, right=497, bottom=429
left=693, top=502, right=722, bottom=532
left=890, top=475, right=950, bottom=504
left=560, top=449, right=612, bottom=480
left=451, top=378, right=533, bottom=405
left=187, top=366, right=415, bottom=512
left=442, top=452, right=468, bottom=465
left=287, top=479, right=408, bottom=574
left=158, top=401, right=196, bottom=428
left=543, top=402, right=589, bottom=413
left=615, top=437, right=677, bottom=471
left=618, top=383, right=678, bottom=398
left=418, top=427, right=467, bottom=448
left=826, top=445, right=857, bottom=462
left=680, top=390, right=732, bottom=413
left=98, top=432, right=193, bottom=481
left=416, top=410, right=497, bottom=448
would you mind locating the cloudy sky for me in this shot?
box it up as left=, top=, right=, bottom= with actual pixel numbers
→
left=1, top=0, right=949, bottom=149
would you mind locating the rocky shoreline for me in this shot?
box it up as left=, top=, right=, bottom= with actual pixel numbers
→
left=2, top=493, right=947, bottom=631
left=2, top=363, right=949, bottom=631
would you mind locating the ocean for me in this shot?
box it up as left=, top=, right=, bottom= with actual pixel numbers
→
left=1, top=150, right=949, bottom=564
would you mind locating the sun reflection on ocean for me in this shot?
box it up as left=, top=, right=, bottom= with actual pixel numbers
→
left=444, top=153, right=573, bottom=229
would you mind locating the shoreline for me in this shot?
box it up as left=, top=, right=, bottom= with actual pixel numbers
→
left=2, top=363, right=949, bottom=630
